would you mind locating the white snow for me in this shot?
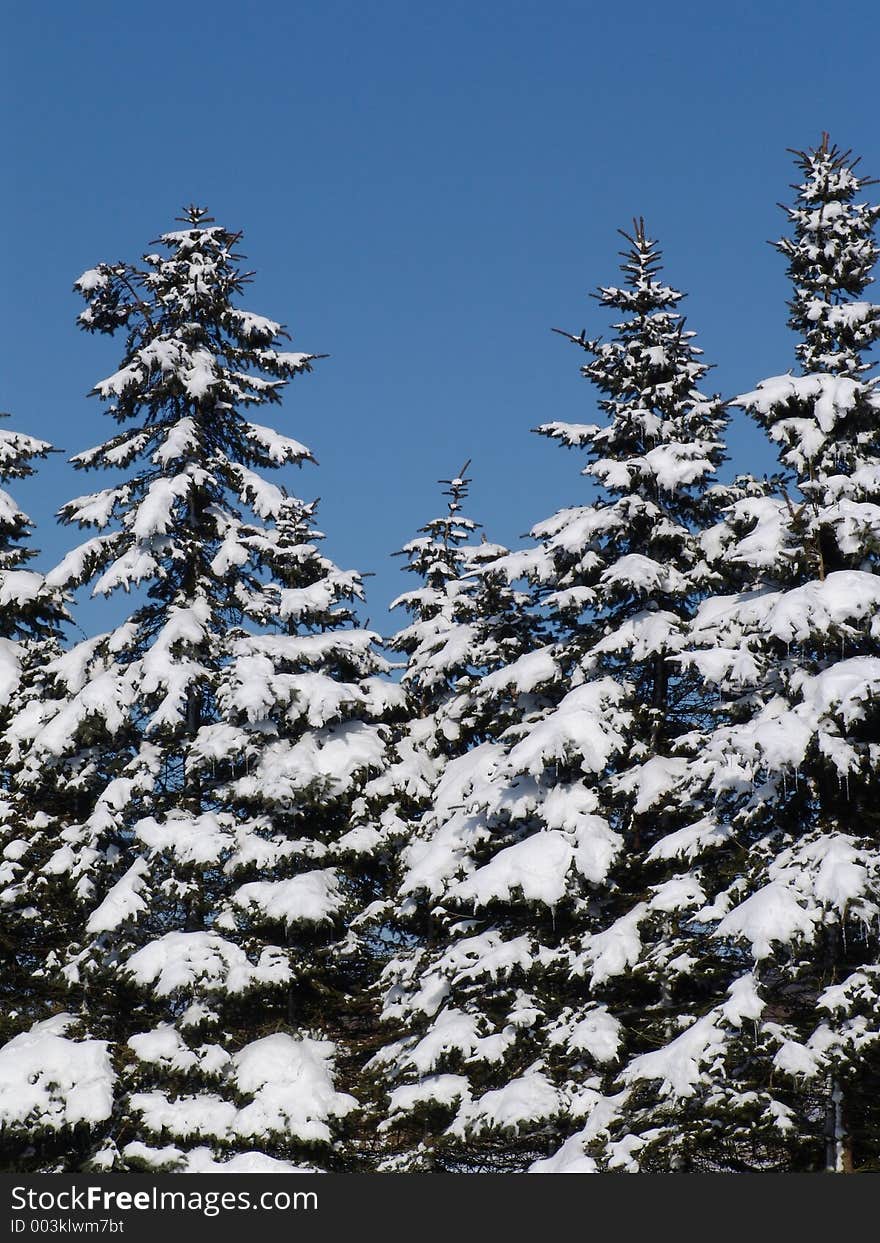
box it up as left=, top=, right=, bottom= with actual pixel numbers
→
left=232, top=1034, right=357, bottom=1143
left=450, top=1072, right=559, bottom=1136
left=232, top=870, right=343, bottom=925
left=715, top=882, right=818, bottom=958
left=131, top=1034, right=355, bottom=1147
left=453, top=831, right=577, bottom=908
left=125, top=932, right=291, bottom=996
left=621, top=1012, right=726, bottom=1099
left=0, top=1016, right=114, bottom=1130
left=387, top=1075, right=470, bottom=1118
left=578, top=905, right=647, bottom=985
left=548, top=1005, right=622, bottom=1063
left=504, top=680, right=627, bottom=777
left=86, top=858, right=150, bottom=933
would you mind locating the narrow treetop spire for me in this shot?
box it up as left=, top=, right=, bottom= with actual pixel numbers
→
left=177, top=204, right=215, bottom=225
left=776, top=134, right=880, bottom=375
left=438, top=459, right=473, bottom=518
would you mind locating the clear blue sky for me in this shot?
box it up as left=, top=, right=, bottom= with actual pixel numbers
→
left=3, top=0, right=879, bottom=636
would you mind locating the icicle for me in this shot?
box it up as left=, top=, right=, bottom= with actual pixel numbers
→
left=825, top=1076, right=852, bottom=1173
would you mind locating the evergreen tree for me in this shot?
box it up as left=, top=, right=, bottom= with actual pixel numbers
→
left=0, top=414, right=69, bottom=1018
left=523, top=222, right=728, bottom=1172
left=600, top=138, right=880, bottom=1173
left=389, top=462, right=482, bottom=715
left=367, top=467, right=545, bottom=1170
left=375, top=225, right=728, bottom=1171
left=0, top=415, right=77, bottom=1170
left=0, top=209, right=395, bottom=1172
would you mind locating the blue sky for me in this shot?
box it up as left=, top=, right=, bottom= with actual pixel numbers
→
left=3, top=0, right=879, bottom=635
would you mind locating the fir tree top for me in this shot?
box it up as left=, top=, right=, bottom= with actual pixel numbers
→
left=392, top=461, right=480, bottom=602
left=388, top=462, right=486, bottom=712
left=55, top=207, right=321, bottom=610
left=529, top=221, right=727, bottom=630
left=549, top=220, right=724, bottom=470
left=776, top=134, right=880, bottom=376
left=734, top=138, right=880, bottom=571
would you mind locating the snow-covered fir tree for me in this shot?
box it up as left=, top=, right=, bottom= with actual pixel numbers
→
left=593, top=137, right=880, bottom=1173
left=373, top=463, right=535, bottom=829
left=5, top=138, right=880, bottom=1177
left=373, top=224, right=728, bottom=1170
left=388, top=462, right=482, bottom=715
left=0, top=209, right=397, bottom=1172
left=520, top=223, right=729, bottom=1172
left=0, top=414, right=80, bottom=1171
left=366, top=466, right=547, bottom=1169
left=358, top=465, right=488, bottom=949
left=0, top=415, right=70, bottom=1030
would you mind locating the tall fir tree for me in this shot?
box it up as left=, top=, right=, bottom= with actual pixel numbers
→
left=522, top=222, right=729, bottom=1172
left=0, top=415, right=76, bottom=1170
left=374, top=225, right=728, bottom=1171
left=0, top=209, right=396, bottom=1172
left=367, top=467, right=546, bottom=1170
left=597, top=138, right=880, bottom=1173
